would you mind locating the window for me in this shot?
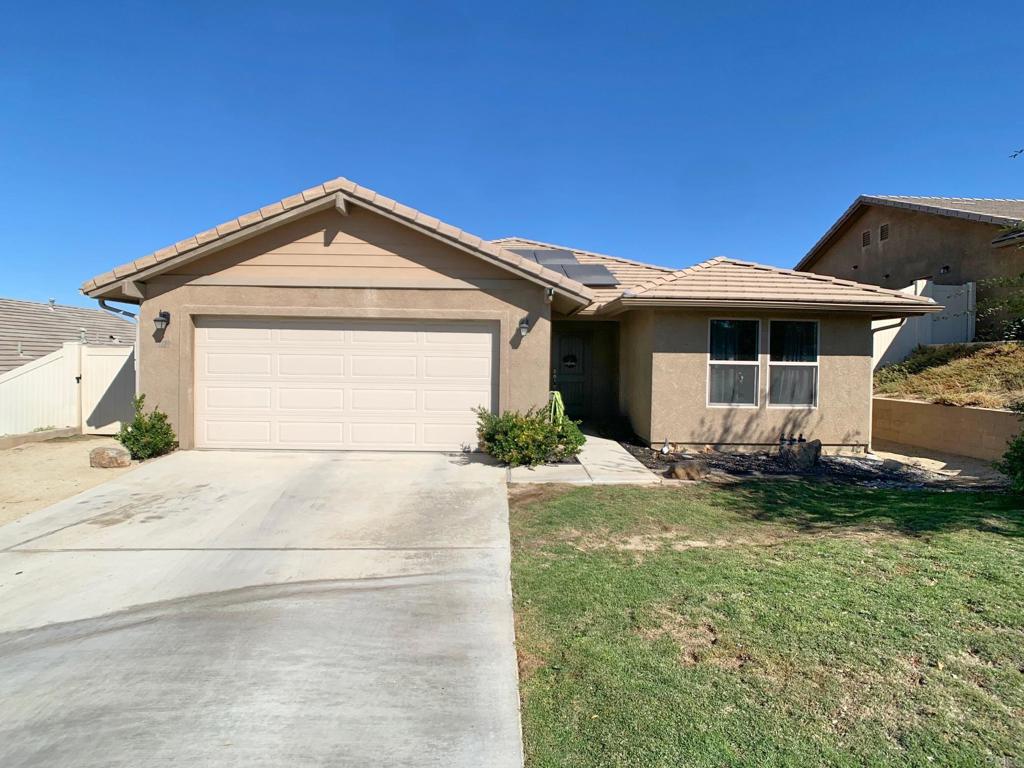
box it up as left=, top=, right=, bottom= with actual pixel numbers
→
left=708, top=319, right=759, bottom=406
left=861, top=230, right=871, bottom=247
left=769, top=321, right=818, bottom=407
left=879, top=223, right=889, bottom=241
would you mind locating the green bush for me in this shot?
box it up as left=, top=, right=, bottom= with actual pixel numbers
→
left=475, top=405, right=585, bottom=467
left=117, top=394, right=178, bottom=460
left=994, top=401, right=1024, bottom=492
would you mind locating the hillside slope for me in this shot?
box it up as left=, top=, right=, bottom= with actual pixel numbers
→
left=874, top=343, right=1024, bottom=409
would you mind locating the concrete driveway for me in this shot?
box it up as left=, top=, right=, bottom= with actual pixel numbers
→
left=0, top=451, right=522, bottom=768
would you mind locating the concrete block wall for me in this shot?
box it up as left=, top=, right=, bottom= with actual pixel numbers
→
left=872, top=397, right=1020, bottom=461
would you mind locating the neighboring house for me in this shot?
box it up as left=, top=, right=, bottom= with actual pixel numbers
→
left=795, top=196, right=1024, bottom=338
left=0, top=298, right=135, bottom=374
left=81, top=177, right=938, bottom=453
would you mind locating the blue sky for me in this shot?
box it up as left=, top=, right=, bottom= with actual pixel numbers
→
left=1, top=1, right=1021, bottom=308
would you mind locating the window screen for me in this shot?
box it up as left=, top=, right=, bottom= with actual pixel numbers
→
left=708, top=320, right=759, bottom=405
left=768, top=321, right=818, bottom=406
left=710, top=320, right=758, bottom=361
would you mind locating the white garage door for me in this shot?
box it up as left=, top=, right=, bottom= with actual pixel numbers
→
left=194, top=317, right=495, bottom=451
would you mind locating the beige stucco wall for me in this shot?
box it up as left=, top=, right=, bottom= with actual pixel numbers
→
left=873, top=397, right=1019, bottom=461
left=136, top=207, right=552, bottom=449
left=617, top=310, right=654, bottom=440
left=635, top=310, right=873, bottom=449
left=807, top=206, right=1019, bottom=336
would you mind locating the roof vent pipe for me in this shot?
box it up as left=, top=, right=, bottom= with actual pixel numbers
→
left=48, top=298, right=55, bottom=310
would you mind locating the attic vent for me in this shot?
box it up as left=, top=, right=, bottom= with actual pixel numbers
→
left=861, top=230, right=871, bottom=248
left=879, top=223, right=889, bottom=241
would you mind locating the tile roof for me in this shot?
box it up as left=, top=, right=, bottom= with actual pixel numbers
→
left=601, top=257, right=940, bottom=315
left=82, top=178, right=594, bottom=305
left=867, top=196, right=1024, bottom=222
left=797, top=195, right=1024, bottom=270
left=78, top=178, right=941, bottom=319
left=0, top=298, right=135, bottom=374
left=491, top=236, right=674, bottom=312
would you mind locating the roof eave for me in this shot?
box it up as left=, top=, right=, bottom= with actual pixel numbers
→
left=82, top=189, right=594, bottom=307
left=797, top=195, right=1021, bottom=271
left=599, top=296, right=942, bottom=318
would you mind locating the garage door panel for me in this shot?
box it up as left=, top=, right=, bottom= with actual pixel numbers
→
left=350, top=389, right=418, bottom=411
left=203, top=420, right=272, bottom=445
left=195, top=318, right=495, bottom=451
left=424, top=389, right=490, bottom=413
left=204, top=353, right=273, bottom=376
left=350, top=422, right=417, bottom=447
left=351, top=328, right=419, bottom=345
left=424, top=356, right=490, bottom=379
left=203, top=387, right=273, bottom=410
left=203, top=325, right=273, bottom=343
left=350, top=355, right=418, bottom=378
left=278, top=388, right=344, bottom=411
left=279, top=421, right=345, bottom=445
left=278, top=327, right=347, bottom=344
left=422, top=423, right=478, bottom=447
left=278, top=354, right=345, bottom=377
left=424, top=329, right=490, bottom=346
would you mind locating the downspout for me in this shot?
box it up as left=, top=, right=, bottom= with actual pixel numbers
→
left=98, top=298, right=137, bottom=319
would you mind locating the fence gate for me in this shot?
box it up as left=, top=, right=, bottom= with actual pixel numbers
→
left=81, top=345, right=136, bottom=434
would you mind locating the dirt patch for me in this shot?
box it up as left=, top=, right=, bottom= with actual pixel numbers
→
left=572, top=528, right=792, bottom=555
left=638, top=608, right=755, bottom=669
left=0, top=436, right=136, bottom=527
left=639, top=607, right=718, bottom=663
left=507, top=483, right=576, bottom=513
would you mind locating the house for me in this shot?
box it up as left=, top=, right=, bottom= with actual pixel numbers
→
left=795, top=196, right=1024, bottom=338
left=0, top=298, right=135, bottom=374
left=81, top=178, right=938, bottom=453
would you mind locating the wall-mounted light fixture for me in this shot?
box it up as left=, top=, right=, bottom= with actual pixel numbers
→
left=518, top=317, right=531, bottom=337
left=544, top=287, right=554, bottom=304
left=154, top=310, right=171, bottom=332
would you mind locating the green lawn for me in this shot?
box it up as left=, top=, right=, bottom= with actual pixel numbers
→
left=510, top=482, right=1024, bottom=767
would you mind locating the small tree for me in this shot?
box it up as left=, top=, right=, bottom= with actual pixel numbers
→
left=117, top=395, right=178, bottom=460
left=993, top=401, right=1024, bottom=492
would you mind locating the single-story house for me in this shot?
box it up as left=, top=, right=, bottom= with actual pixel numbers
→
left=81, top=178, right=939, bottom=453
left=0, top=297, right=135, bottom=374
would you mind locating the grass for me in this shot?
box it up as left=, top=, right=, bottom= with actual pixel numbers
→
left=510, top=482, right=1024, bottom=767
left=873, top=342, right=1024, bottom=408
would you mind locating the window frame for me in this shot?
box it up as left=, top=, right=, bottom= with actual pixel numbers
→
left=767, top=319, right=819, bottom=410
left=706, top=318, right=761, bottom=409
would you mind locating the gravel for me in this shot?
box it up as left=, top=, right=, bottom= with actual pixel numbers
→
left=620, top=441, right=1007, bottom=491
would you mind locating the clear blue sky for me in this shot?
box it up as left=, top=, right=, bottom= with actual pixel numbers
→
left=2, top=1, right=1021, bottom=308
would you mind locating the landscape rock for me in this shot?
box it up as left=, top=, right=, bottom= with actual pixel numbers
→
left=777, top=439, right=822, bottom=470
left=671, top=457, right=709, bottom=481
left=89, top=446, right=131, bottom=468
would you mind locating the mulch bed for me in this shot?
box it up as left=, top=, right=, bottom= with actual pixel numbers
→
left=620, top=441, right=1006, bottom=491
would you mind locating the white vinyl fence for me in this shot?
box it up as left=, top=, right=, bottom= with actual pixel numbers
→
left=872, top=280, right=976, bottom=369
left=0, top=342, right=135, bottom=437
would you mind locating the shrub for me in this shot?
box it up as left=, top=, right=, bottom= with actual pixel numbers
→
left=117, top=395, right=178, bottom=460
left=994, top=401, right=1024, bottom=492
left=475, top=403, right=586, bottom=467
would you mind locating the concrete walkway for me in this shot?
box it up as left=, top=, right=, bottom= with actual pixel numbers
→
left=508, top=434, right=660, bottom=485
left=0, top=450, right=523, bottom=768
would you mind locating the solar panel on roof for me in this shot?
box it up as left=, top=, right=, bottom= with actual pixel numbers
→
left=532, top=249, right=578, bottom=265
left=561, top=263, right=618, bottom=286
left=506, top=248, right=539, bottom=262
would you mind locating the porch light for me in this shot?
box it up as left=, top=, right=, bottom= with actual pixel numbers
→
left=154, top=311, right=171, bottom=331
left=518, top=318, right=530, bottom=337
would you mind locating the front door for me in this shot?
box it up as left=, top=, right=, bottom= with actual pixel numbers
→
left=553, top=333, right=589, bottom=419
